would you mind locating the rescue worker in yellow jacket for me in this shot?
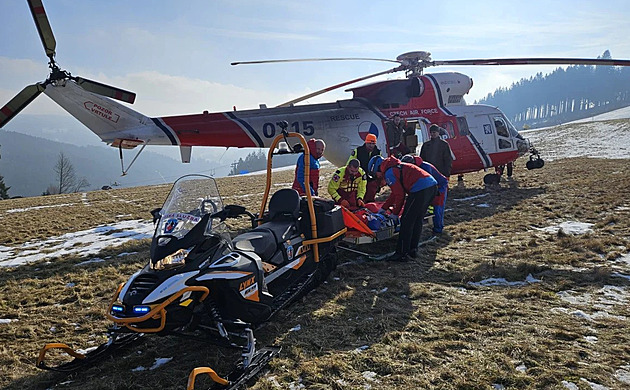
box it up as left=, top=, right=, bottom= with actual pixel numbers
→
left=328, top=158, right=367, bottom=210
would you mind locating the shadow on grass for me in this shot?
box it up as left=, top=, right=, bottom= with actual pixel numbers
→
left=1, top=236, right=445, bottom=390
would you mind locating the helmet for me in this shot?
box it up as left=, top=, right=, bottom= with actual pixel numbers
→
left=365, top=133, right=377, bottom=144
left=368, top=155, right=383, bottom=173
left=400, top=154, right=415, bottom=164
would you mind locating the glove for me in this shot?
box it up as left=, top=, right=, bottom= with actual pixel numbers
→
left=357, top=199, right=365, bottom=207
left=340, top=199, right=351, bottom=209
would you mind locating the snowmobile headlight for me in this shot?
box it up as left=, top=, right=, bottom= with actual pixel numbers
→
left=133, top=305, right=151, bottom=314
left=111, top=304, right=124, bottom=313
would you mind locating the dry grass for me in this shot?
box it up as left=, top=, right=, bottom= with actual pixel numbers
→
left=1, top=156, right=630, bottom=389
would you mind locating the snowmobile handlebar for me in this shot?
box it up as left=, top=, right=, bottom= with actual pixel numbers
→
left=211, top=204, right=257, bottom=224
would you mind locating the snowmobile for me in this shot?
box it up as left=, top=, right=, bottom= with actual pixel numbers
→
left=36, top=130, right=347, bottom=389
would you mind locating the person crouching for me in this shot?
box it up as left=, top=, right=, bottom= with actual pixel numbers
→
left=328, top=158, right=367, bottom=210
left=379, top=156, right=437, bottom=262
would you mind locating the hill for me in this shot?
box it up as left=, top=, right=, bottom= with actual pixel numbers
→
left=0, top=131, right=227, bottom=197
left=0, top=119, right=629, bottom=389
left=477, top=50, right=630, bottom=129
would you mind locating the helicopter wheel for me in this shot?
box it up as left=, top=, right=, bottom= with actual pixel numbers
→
left=483, top=173, right=500, bottom=186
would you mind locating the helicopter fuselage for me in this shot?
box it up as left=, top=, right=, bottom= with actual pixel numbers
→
left=42, top=71, right=530, bottom=176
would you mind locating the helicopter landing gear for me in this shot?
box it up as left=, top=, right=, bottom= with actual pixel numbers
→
left=483, top=173, right=501, bottom=186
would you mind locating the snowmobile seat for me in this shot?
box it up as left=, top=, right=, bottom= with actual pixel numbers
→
left=232, top=222, right=298, bottom=263
left=232, top=190, right=300, bottom=263
left=232, top=230, right=277, bottom=262
left=268, top=189, right=300, bottom=221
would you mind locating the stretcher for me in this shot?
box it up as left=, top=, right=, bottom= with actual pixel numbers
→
left=340, top=203, right=433, bottom=245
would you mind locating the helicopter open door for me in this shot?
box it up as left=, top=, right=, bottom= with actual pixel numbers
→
left=401, top=118, right=429, bottom=155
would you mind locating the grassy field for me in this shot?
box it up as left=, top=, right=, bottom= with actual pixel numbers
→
left=1, top=152, right=629, bottom=389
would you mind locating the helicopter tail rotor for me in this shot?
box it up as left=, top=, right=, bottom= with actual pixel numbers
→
left=28, top=0, right=56, bottom=60
left=74, top=77, right=136, bottom=104
left=0, top=0, right=137, bottom=129
left=0, top=84, right=46, bottom=128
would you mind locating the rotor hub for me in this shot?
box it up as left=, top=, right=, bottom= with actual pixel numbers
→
left=396, top=51, right=433, bottom=76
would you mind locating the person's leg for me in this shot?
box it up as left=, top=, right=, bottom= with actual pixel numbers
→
left=433, top=188, right=447, bottom=234
left=397, top=197, right=416, bottom=256
left=409, top=187, right=435, bottom=250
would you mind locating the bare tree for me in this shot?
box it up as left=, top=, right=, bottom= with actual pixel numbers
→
left=51, top=152, right=90, bottom=194
left=0, top=146, right=9, bottom=199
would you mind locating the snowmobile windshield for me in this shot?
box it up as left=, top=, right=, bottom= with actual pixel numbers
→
left=157, top=175, right=225, bottom=240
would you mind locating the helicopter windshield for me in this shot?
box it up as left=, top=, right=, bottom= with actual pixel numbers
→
left=157, top=175, right=225, bottom=240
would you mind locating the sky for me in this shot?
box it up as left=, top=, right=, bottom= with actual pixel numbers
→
left=2, top=0, right=630, bottom=159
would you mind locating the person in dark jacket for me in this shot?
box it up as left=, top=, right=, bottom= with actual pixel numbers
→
left=379, top=156, right=437, bottom=261
left=347, top=133, right=381, bottom=172
left=347, top=133, right=382, bottom=202
left=420, top=124, right=453, bottom=177
left=386, top=114, right=410, bottom=157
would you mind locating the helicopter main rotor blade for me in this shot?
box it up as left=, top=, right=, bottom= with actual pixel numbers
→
left=432, top=57, right=630, bottom=67
left=0, top=84, right=46, bottom=128
left=75, top=77, right=136, bottom=104
left=27, top=0, right=56, bottom=59
left=276, top=66, right=403, bottom=108
left=232, top=57, right=401, bottom=66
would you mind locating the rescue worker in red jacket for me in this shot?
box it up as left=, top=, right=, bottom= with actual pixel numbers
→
left=401, top=154, right=449, bottom=235
left=328, top=158, right=367, bottom=210
left=365, top=155, right=385, bottom=202
left=292, top=138, right=325, bottom=196
left=379, top=156, right=437, bottom=261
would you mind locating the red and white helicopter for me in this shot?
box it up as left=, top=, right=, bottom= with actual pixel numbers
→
left=3, top=0, right=630, bottom=182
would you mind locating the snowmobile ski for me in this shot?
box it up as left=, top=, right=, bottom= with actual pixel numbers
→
left=188, top=346, right=281, bottom=390
left=37, top=333, right=143, bottom=373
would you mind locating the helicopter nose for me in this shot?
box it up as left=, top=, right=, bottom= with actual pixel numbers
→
left=516, top=138, right=531, bottom=156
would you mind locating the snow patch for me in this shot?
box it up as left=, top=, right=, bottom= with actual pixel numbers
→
left=5, top=203, right=76, bottom=213
left=468, top=274, right=540, bottom=287
left=539, top=221, right=594, bottom=235
left=149, top=357, right=172, bottom=370
left=616, top=365, right=630, bottom=384
left=562, top=381, right=579, bottom=390
left=0, top=219, right=153, bottom=267
left=452, top=193, right=489, bottom=202
left=580, top=377, right=609, bottom=390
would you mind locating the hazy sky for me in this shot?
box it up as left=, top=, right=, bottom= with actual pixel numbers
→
left=2, top=0, right=630, bottom=134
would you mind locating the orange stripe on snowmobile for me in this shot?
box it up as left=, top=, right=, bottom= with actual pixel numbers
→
left=106, top=284, right=209, bottom=333
left=187, top=366, right=229, bottom=389
left=302, top=228, right=347, bottom=246
left=290, top=255, right=307, bottom=270
left=340, top=208, right=375, bottom=237
left=37, top=343, right=86, bottom=368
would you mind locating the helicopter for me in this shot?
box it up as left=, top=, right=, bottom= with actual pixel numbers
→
left=3, top=1, right=630, bottom=183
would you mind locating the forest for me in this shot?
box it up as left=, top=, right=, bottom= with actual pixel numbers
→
left=477, top=50, right=630, bottom=129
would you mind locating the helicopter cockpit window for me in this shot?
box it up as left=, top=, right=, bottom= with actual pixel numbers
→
left=440, top=122, right=455, bottom=139
left=457, top=117, right=470, bottom=136
left=498, top=138, right=512, bottom=149
left=493, top=117, right=509, bottom=137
